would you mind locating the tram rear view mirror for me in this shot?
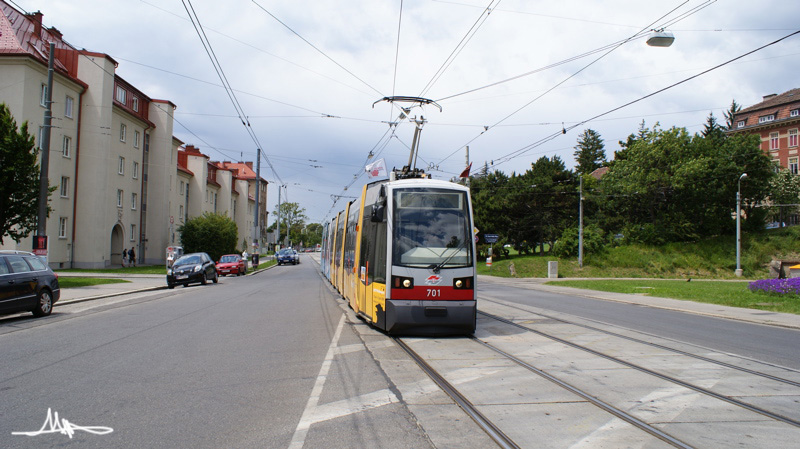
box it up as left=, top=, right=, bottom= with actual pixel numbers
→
left=371, top=203, right=385, bottom=222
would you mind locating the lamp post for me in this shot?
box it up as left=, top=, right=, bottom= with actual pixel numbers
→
left=736, top=173, right=748, bottom=277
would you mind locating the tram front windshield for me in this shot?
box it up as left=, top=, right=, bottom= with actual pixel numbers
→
left=392, top=188, right=473, bottom=268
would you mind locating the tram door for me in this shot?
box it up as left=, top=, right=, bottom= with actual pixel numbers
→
left=359, top=183, right=387, bottom=328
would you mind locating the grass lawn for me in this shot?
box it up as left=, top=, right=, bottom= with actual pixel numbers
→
left=547, top=279, right=800, bottom=315
left=58, top=266, right=166, bottom=275
left=58, top=277, right=131, bottom=288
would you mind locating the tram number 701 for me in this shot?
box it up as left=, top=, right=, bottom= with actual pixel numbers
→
left=426, top=288, right=441, bottom=297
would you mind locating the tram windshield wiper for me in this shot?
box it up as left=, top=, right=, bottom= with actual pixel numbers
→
left=429, top=238, right=469, bottom=273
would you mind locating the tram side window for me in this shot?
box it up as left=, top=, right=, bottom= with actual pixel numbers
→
left=374, top=221, right=387, bottom=284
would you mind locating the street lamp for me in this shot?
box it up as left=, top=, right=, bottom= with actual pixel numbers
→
left=646, top=29, right=675, bottom=47
left=736, top=173, right=748, bottom=277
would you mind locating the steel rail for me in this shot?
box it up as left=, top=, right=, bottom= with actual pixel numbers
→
left=470, top=337, right=695, bottom=449
left=479, top=310, right=800, bottom=428
left=480, top=296, right=800, bottom=388
left=394, top=337, right=520, bottom=449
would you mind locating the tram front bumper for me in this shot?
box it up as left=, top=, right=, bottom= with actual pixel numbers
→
left=384, top=299, right=476, bottom=336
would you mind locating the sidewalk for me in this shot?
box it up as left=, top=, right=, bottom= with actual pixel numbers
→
left=479, top=275, right=800, bottom=330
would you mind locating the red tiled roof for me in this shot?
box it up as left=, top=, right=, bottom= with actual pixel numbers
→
left=739, top=88, right=800, bottom=114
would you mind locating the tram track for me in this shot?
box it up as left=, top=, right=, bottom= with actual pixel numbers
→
left=479, top=297, right=800, bottom=389
left=393, top=300, right=800, bottom=448
left=476, top=308, right=800, bottom=428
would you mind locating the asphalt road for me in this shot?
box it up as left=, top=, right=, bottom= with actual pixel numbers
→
left=0, top=258, right=437, bottom=448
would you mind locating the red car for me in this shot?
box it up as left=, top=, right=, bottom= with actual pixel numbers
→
left=216, top=254, right=247, bottom=276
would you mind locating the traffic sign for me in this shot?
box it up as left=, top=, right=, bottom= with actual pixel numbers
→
left=484, top=234, right=499, bottom=243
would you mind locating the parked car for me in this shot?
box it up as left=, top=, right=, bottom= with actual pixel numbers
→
left=0, top=250, right=60, bottom=317
left=166, top=252, right=218, bottom=288
left=217, top=254, right=246, bottom=276
left=276, top=249, right=298, bottom=265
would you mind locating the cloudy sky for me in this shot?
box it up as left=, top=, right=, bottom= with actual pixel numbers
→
left=13, top=0, right=800, bottom=224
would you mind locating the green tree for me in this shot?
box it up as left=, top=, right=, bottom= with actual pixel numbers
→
left=768, top=168, right=800, bottom=227
left=178, top=212, right=238, bottom=262
left=701, top=112, right=725, bottom=143
left=723, top=99, right=742, bottom=130
left=301, top=223, right=323, bottom=247
left=573, top=129, right=606, bottom=175
left=0, top=103, right=49, bottom=244
left=274, top=201, right=308, bottom=245
left=598, top=125, right=773, bottom=243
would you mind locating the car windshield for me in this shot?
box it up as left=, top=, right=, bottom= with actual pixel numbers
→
left=391, top=188, right=473, bottom=268
left=220, top=255, right=239, bottom=263
left=174, top=255, right=202, bottom=266
left=279, top=250, right=292, bottom=256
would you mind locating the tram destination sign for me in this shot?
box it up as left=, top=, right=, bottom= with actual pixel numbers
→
left=484, top=234, right=499, bottom=243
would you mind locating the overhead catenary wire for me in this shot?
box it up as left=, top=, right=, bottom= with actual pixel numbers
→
left=181, top=0, right=283, bottom=185
left=434, top=0, right=703, bottom=167
left=491, top=28, right=800, bottom=167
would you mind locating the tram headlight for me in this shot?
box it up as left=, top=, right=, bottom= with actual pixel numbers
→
left=453, top=277, right=473, bottom=289
left=392, top=275, right=414, bottom=289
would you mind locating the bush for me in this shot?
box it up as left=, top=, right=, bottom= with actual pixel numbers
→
left=552, top=225, right=606, bottom=258
left=178, top=212, right=238, bottom=262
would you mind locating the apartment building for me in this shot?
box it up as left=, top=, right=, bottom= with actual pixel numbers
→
left=0, top=3, right=267, bottom=267
left=729, top=88, right=800, bottom=174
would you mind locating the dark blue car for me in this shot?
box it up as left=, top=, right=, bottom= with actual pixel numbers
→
left=276, top=249, right=298, bottom=265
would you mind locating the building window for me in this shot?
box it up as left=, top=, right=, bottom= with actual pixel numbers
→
left=759, top=114, right=776, bottom=124
left=58, top=217, right=67, bottom=238
left=789, top=129, right=798, bottom=148
left=40, top=83, right=47, bottom=106
left=120, top=123, right=127, bottom=142
left=65, top=96, right=74, bottom=118
left=133, top=161, right=139, bottom=179
left=132, top=97, right=139, bottom=112
left=62, top=136, right=71, bottom=158
left=134, top=130, right=140, bottom=148
left=770, top=132, right=780, bottom=150
left=117, top=189, right=123, bottom=207
left=180, top=181, right=185, bottom=195
left=115, top=85, right=126, bottom=104
left=131, top=193, right=137, bottom=210
left=792, top=109, right=799, bottom=118
left=118, top=156, right=125, bottom=175
left=737, top=120, right=745, bottom=128
left=130, top=224, right=136, bottom=241
left=790, top=157, right=799, bottom=175
left=60, top=176, right=69, bottom=198
left=179, top=205, right=184, bottom=221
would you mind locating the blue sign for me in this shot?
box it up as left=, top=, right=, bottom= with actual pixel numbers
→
left=484, top=234, right=499, bottom=243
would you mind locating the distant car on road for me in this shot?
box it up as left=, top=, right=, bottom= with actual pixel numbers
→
left=167, top=252, right=218, bottom=288
left=217, top=254, right=246, bottom=276
left=276, top=249, right=298, bottom=265
left=0, top=250, right=60, bottom=317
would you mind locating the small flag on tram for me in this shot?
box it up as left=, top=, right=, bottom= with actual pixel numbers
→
left=365, top=158, right=388, bottom=178
left=459, top=162, right=472, bottom=178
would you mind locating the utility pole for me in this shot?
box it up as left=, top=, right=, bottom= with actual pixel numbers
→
left=578, top=176, right=584, bottom=268
left=254, top=148, right=261, bottom=258
left=465, top=146, right=470, bottom=187
left=35, top=42, right=55, bottom=263
left=276, top=185, right=282, bottom=250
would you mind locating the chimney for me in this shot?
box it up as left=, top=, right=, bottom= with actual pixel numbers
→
left=49, top=26, right=62, bottom=41
left=763, top=93, right=777, bottom=101
left=245, top=162, right=253, bottom=169
left=26, top=11, right=43, bottom=38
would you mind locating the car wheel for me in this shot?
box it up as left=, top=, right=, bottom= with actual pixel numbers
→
left=183, top=283, right=189, bottom=287
left=200, top=272, right=207, bottom=285
left=32, top=289, right=53, bottom=317
left=168, top=283, right=175, bottom=289
left=212, top=271, right=219, bottom=284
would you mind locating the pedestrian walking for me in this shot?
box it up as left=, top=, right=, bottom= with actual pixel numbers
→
left=129, top=247, right=136, bottom=267
left=122, top=248, right=128, bottom=267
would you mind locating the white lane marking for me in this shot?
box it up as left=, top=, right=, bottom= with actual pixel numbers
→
left=289, top=314, right=346, bottom=449
left=307, top=388, right=400, bottom=423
